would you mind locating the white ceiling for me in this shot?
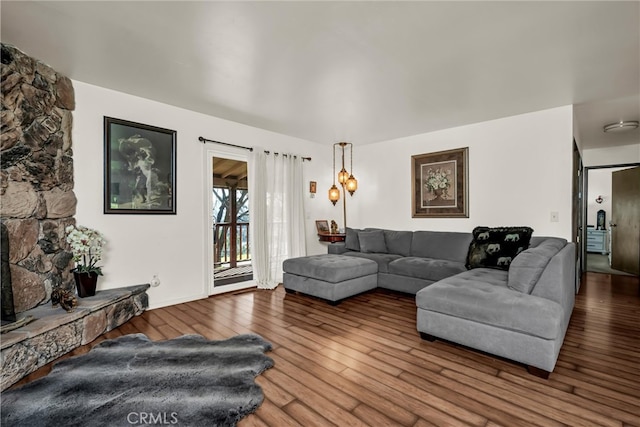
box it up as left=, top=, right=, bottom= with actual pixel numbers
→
left=2, top=1, right=639, bottom=149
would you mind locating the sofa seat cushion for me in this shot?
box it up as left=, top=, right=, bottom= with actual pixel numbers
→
left=388, top=257, right=466, bottom=282
left=415, top=268, right=563, bottom=340
left=283, top=254, right=377, bottom=283
left=343, top=252, right=402, bottom=273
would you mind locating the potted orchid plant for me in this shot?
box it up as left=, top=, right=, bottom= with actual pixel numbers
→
left=65, top=224, right=106, bottom=297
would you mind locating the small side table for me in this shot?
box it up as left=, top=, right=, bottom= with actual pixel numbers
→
left=317, top=233, right=346, bottom=243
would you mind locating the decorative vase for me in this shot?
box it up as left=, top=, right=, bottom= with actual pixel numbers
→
left=432, top=188, right=444, bottom=200
left=73, top=271, right=98, bottom=298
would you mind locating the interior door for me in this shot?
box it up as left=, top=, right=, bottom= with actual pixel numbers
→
left=571, top=140, right=583, bottom=291
left=610, top=166, right=640, bottom=275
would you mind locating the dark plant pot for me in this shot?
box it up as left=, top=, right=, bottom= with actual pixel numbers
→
left=73, top=271, right=98, bottom=298
left=432, top=188, right=444, bottom=200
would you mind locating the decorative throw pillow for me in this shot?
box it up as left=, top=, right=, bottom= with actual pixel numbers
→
left=358, top=230, right=388, bottom=253
left=345, top=227, right=361, bottom=251
left=466, top=226, right=533, bottom=271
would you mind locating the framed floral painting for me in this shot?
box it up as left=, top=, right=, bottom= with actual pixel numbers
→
left=411, top=147, right=469, bottom=218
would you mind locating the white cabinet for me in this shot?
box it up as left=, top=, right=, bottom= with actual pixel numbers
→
left=586, top=229, right=608, bottom=254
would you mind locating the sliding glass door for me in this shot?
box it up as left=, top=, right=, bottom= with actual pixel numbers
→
left=205, top=148, right=255, bottom=295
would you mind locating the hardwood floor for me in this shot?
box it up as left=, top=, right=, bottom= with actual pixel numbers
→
left=13, top=272, right=640, bottom=426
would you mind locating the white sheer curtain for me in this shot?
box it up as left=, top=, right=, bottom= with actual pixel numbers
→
left=249, top=149, right=306, bottom=289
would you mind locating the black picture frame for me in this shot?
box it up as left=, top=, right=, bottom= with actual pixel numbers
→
left=104, top=117, right=176, bottom=214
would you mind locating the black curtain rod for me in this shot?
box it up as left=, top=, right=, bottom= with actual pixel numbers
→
left=198, top=136, right=311, bottom=161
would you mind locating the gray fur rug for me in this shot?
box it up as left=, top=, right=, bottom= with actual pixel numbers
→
left=1, top=333, right=274, bottom=427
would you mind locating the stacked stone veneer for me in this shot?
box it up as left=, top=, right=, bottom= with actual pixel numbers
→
left=1, top=43, right=77, bottom=312
left=1, top=284, right=150, bottom=391
left=1, top=44, right=151, bottom=391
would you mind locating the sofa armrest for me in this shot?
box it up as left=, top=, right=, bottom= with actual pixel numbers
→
left=531, top=242, right=575, bottom=324
left=327, top=242, right=347, bottom=254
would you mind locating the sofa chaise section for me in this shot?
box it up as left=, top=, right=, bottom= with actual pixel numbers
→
left=415, top=238, right=575, bottom=377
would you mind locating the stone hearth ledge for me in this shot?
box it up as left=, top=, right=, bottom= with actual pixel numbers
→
left=1, top=284, right=150, bottom=391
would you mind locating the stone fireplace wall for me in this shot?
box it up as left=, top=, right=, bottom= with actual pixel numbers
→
left=1, top=43, right=77, bottom=313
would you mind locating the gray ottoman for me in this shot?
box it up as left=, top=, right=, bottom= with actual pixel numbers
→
left=283, top=254, right=378, bottom=304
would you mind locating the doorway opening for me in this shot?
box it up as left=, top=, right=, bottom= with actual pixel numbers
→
left=212, top=157, right=252, bottom=286
left=584, top=163, right=640, bottom=276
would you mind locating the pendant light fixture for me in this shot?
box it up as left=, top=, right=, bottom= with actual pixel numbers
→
left=345, top=143, right=358, bottom=195
left=328, top=144, right=340, bottom=206
left=328, top=142, right=357, bottom=228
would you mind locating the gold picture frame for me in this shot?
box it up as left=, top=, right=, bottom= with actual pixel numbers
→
left=411, top=147, right=469, bottom=218
left=315, top=220, right=330, bottom=233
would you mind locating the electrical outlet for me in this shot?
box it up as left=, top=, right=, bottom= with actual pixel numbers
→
left=550, top=211, right=559, bottom=222
left=150, top=274, right=161, bottom=287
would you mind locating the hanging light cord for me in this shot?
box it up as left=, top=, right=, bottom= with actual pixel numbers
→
left=350, top=144, right=353, bottom=176
left=341, top=144, right=346, bottom=182
left=332, top=145, right=336, bottom=186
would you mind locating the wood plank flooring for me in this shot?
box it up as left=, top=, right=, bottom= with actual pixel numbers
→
left=12, top=272, right=640, bottom=426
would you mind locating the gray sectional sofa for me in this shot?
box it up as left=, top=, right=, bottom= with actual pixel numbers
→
left=283, top=227, right=576, bottom=377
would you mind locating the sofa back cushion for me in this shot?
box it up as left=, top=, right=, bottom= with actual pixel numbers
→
left=466, top=226, right=533, bottom=270
left=358, top=229, right=388, bottom=253
left=508, top=238, right=567, bottom=293
left=383, top=230, right=413, bottom=257
left=411, top=231, right=473, bottom=262
left=345, top=227, right=361, bottom=251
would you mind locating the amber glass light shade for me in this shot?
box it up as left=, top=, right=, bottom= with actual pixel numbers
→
left=338, top=168, right=349, bottom=185
left=328, top=184, right=340, bottom=206
left=345, top=174, right=358, bottom=195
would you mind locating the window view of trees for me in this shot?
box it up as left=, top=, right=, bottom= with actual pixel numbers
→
left=213, top=187, right=250, bottom=268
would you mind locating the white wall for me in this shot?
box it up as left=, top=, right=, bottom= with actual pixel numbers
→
left=72, top=80, right=333, bottom=309
left=582, top=144, right=640, bottom=167
left=72, top=81, right=576, bottom=307
left=572, top=109, right=583, bottom=154
left=345, top=106, right=575, bottom=239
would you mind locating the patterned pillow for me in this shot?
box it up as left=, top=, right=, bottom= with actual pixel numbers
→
left=466, top=226, right=534, bottom=270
